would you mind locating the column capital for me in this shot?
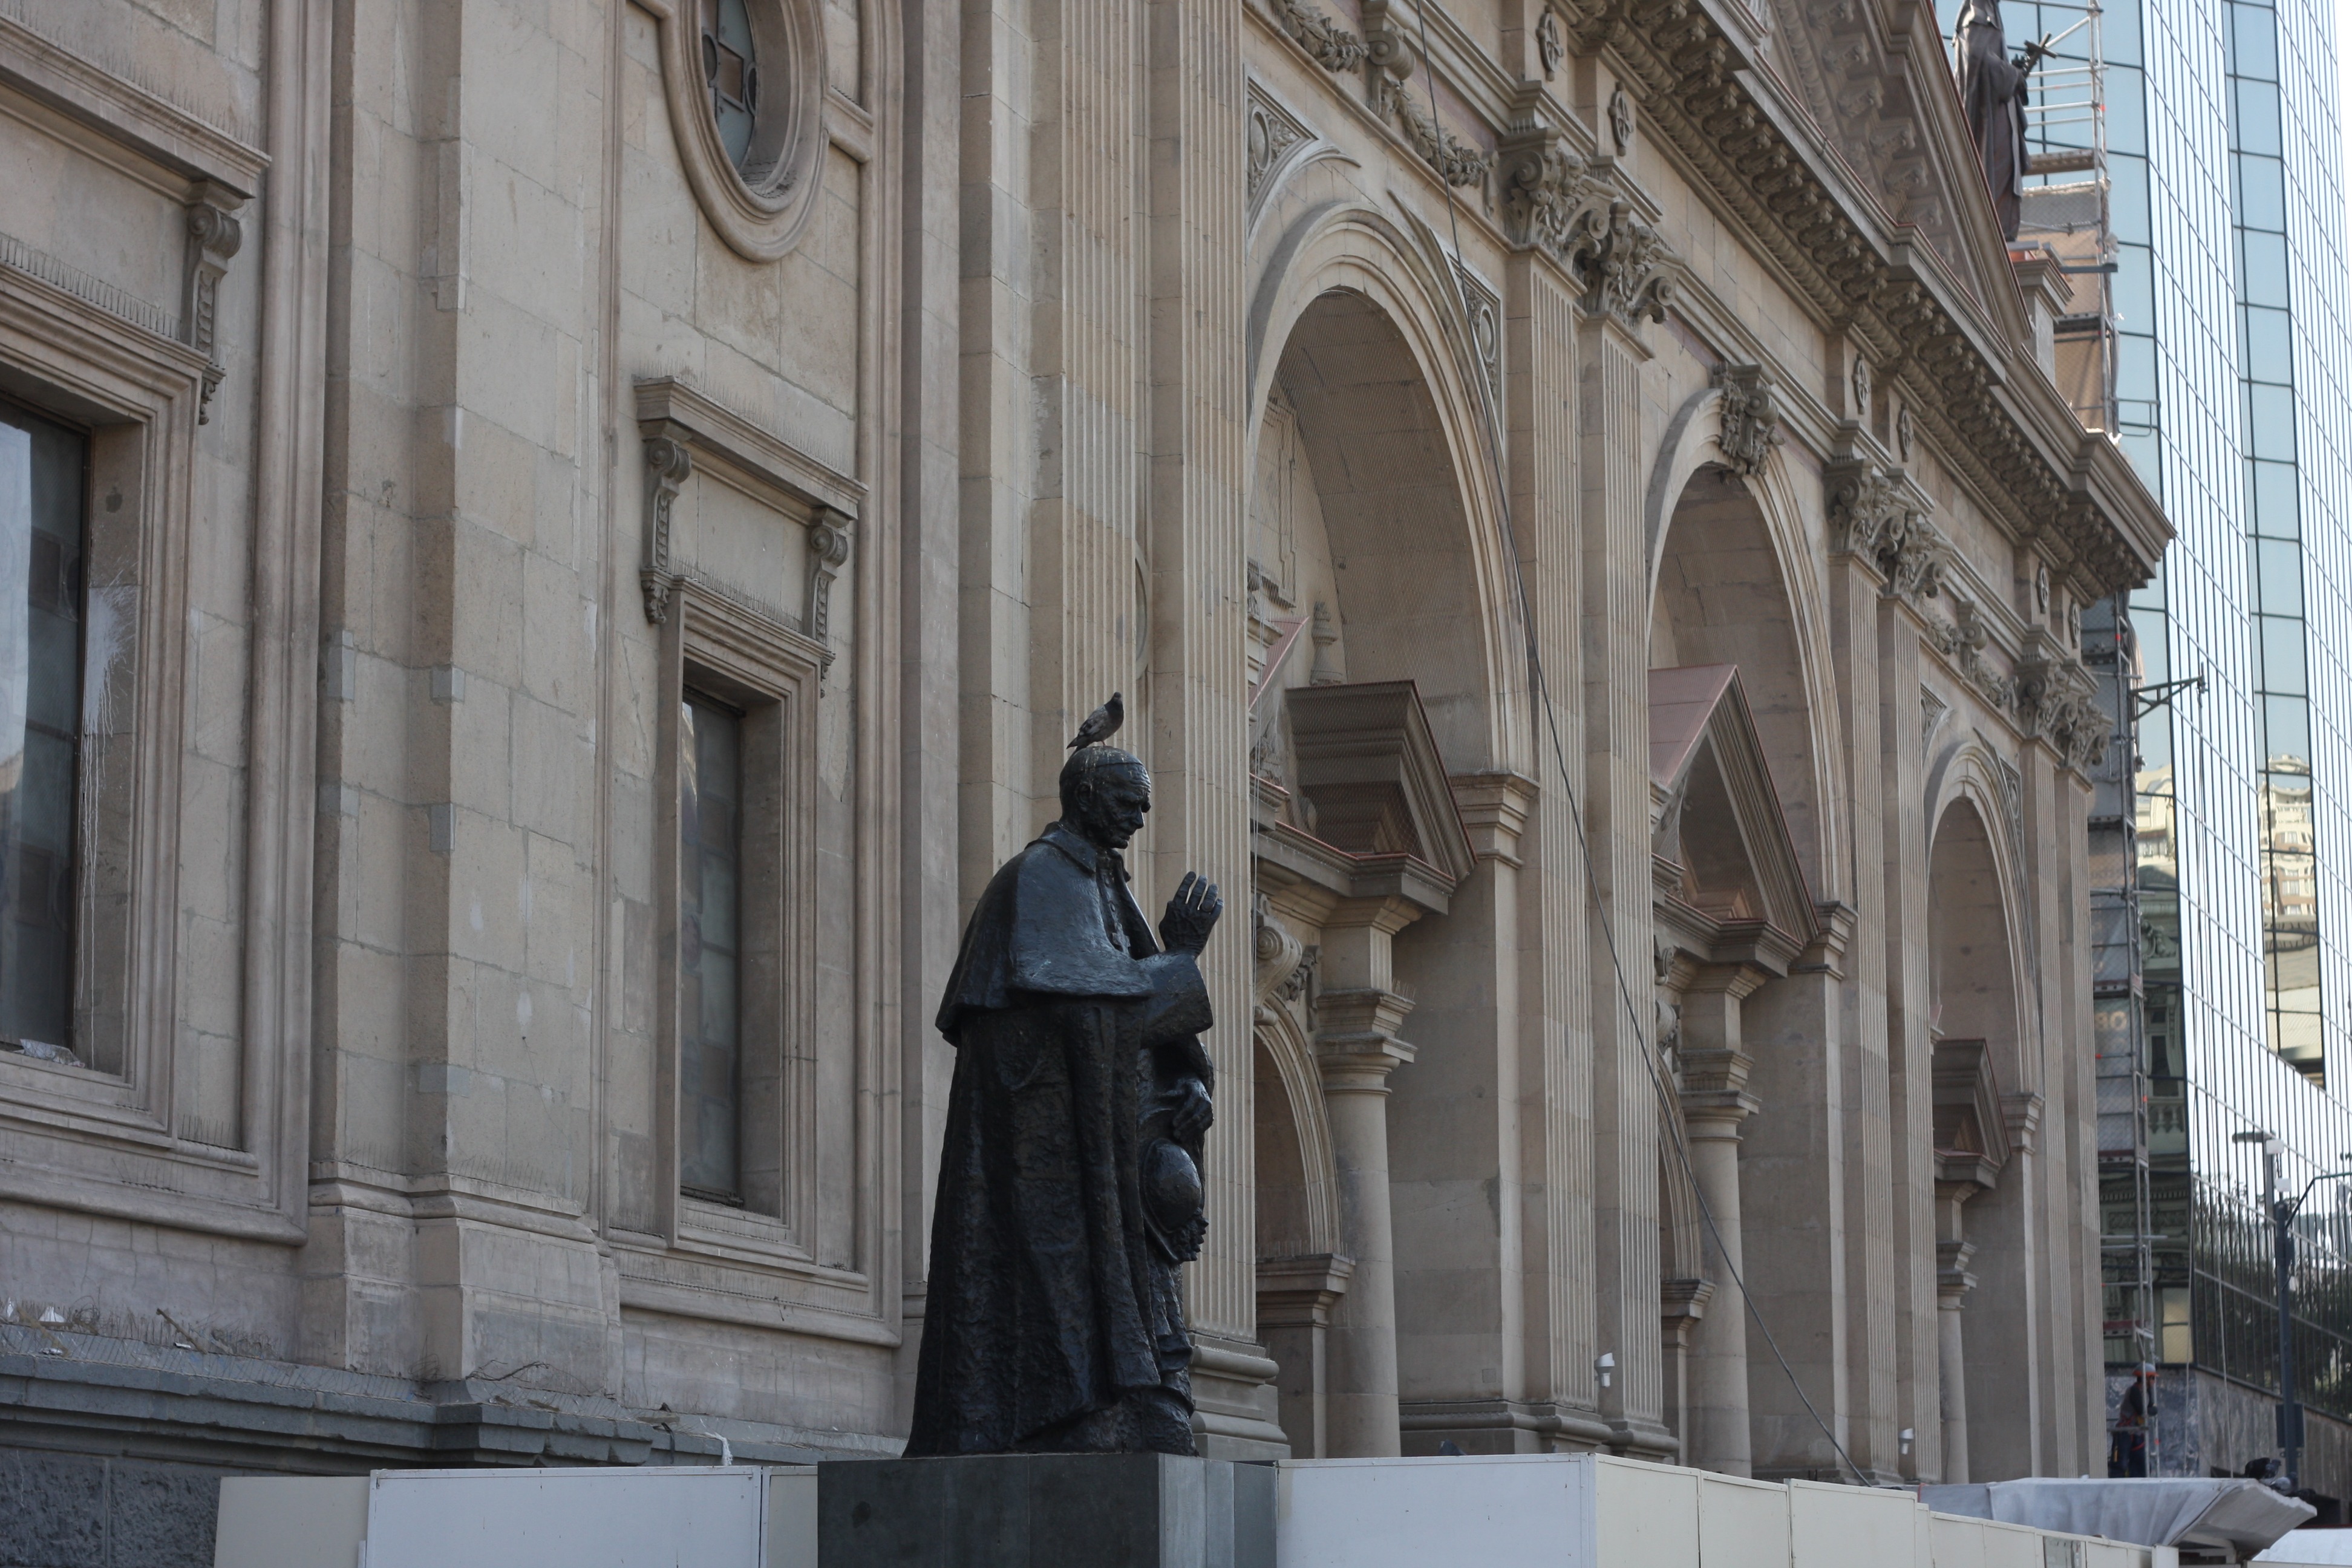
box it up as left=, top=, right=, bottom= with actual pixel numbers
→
left=1936, top=1238, right=1978, bottom=1302
left=1315, top=987, right=1417, bottom=1089
left=1448, top=769, right=1539, bottom=865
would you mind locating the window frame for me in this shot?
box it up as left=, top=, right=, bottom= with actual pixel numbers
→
left=642, top=0, right=829, bottom=262
left=654, top=577, right=823, bottom=1262
left=0, top=238, right=249, bottom=1219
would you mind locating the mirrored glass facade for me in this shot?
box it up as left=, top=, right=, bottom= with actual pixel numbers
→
left=1962, top=0, right=2352, bottom=1468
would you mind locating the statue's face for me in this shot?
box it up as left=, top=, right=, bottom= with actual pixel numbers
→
left=1077, top=766, right=1152, bottom=848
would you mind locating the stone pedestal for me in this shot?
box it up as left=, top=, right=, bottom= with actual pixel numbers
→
left=817, top=1453, right=1275, bottom=1567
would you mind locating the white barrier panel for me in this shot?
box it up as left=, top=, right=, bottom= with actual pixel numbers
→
left=213, top=1465, right=817, bottom=1568
left=1270, top=1454, right=2174, bottom=1568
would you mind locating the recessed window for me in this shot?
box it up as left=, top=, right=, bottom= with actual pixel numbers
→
left=679, top=690, right=745, bottom=1203
left=0, top=403, right=84, bottom=1063
left=701, top=0, right=760, bottom=173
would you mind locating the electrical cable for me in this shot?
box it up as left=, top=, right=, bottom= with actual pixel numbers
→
left=1401, top=0, right=1873, bottom=1485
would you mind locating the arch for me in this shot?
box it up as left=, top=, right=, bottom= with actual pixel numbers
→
left=1923, top=733, right=2040, bottom=1084
left=1254, top=1004, right=1343, bottom=1262
left=1645, top=411, right=1844, bottom=900
left=1923, top=746, right=2040, bottom=1481
left=1244, top=199, right=1524, bottom=771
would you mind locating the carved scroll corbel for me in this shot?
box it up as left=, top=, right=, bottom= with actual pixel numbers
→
left=181, top=183, right=244, bottom=424
left=805, top=506, right=851, bottom=675
left=640, top=428, right=692, bottom=624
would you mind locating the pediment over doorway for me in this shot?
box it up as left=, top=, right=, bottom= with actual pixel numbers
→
left=1650, top=664, right=1817, bottom=968
left=1930, top=1037, right=2013, bottom=1191
left=1282, top=681, right=1477, bottom=888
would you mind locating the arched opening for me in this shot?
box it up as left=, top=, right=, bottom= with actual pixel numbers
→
left=1650, top=468, right=1823, bottom=882
left=1246, top=281, right=1497, bottom=1457
left=1928, top=794, right=2036, bottom=1481
left=1647, top=460, right=1831, bottom=1478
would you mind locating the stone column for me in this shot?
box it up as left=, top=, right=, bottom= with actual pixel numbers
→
left=1580, top=311, right=1671, bottom=1460
left=1314, top=904, right=1420, bottom=1457
left=1936, top=1236, right=1977, bottom=1482
left=1677, top=964, right=1768, bottom=1476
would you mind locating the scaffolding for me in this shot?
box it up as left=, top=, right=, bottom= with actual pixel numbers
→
left=2086, top=604, right=2161, bottom=1474
left=1995, top=0, right=2164, bottom=1471
left=2011, top=0, right=2122, bottom=434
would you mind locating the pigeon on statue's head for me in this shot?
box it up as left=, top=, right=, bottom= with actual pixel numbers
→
left=1066, top=692, right=1124, bottom=750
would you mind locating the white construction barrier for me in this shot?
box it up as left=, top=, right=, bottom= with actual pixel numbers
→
left=214, top=1452, right=2182, bottom=1568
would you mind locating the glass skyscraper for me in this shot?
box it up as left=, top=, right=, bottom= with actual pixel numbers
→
left=1950, top=0, right=2352, bottom=1499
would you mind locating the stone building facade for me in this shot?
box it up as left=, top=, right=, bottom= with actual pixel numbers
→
left=0, top=0, right=2168, bottom=1554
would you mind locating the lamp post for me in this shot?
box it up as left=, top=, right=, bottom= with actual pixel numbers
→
left=2231, top=1130, right=2352, bottom=1494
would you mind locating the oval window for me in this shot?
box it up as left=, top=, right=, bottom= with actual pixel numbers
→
left=701, top=0, right=760, bottom=172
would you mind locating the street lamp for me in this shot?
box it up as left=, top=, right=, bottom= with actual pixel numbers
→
left=2230, top=1130, right=2352, bottom=1494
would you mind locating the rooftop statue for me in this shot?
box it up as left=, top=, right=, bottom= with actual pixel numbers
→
left=904, top=726, right=1223, bottom=1456
left=1955, top=0, right=2045, bottom=242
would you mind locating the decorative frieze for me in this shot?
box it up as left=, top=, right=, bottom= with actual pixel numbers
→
left=1926, top=598, right=2011, bottom=711
left=1268, top=0, right=1368, bottom=72
left=1396, top=96, right=1493, bottom=188
left=1711, top=364, right=1781, bottom=477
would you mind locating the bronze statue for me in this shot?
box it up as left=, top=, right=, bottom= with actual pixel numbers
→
left=1955, top=0, right=2042, bottom=242
left=904, top=732, right=1223, bottom=1456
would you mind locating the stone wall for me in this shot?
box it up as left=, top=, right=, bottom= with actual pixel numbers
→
left=0, top=0, right=2169, bottom=1558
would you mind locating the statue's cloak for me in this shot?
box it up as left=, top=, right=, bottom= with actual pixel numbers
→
left=906, top=821, right=1214, bottom=1455
left=1956, top=0, right=2028, bottom=240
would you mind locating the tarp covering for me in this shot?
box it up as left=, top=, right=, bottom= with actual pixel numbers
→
left=1921, top=1479, right=2315, bottom=1556
left=2255, top=1528, right=2352, bottom=1564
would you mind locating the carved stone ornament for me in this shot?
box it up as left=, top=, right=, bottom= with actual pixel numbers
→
left=1712, top=363, right=1782, bottom=477
left=805, top=506, right=852, bottom=675
left=2033, top=563, right=2051, bottom=613
left=181, top=187, right=244, bottom=423
left=2014, top=657, right=2109, bottom=771
left=641, top=430, right=693, bottom=625
left=1505, top=146, right=1674, bottom=325
left=1829, top=465, right=1948, bottom=606
left=1850, top=353, right=1873, bottom=421
left=1926, top=597, right=2013, bottom=710
left=1269, top=0, right=1369, bottom=72
left=1896, top=403, right=1916, bottom=462
left=1454, top=259, right=1504, bottom=418
left=1539, top=8, right=1567, bottom=79
left=1397, top=95, right=1494, bottom=188
left=1247, top=88, right=1309, bottom=209
left=1609, top=86, right=1635, bottom=156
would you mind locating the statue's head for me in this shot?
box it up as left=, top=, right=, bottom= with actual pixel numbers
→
left=1060, top=745, right=1151, bottom=849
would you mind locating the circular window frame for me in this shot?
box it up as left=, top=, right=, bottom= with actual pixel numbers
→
left=647, top=0, right=829, bottom=262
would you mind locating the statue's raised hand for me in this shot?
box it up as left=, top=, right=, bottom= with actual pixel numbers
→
left=1158, top=871, right=1223, bottom=956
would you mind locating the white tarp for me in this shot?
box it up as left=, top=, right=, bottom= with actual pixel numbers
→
left=2255, top=1528, right=2352, bottom=1565
left=1920, top=1478, right=2316, bottom=1557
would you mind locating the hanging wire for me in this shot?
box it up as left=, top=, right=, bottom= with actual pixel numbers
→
left=1403, top=0, right=1873, bottom=1485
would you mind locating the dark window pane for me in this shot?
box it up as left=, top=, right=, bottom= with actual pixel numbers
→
left=0, top=407, right=81, bottom=1057
left=679, top=691, right=745, bottom=1200
left=701, top=0, right=760, bottom=170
